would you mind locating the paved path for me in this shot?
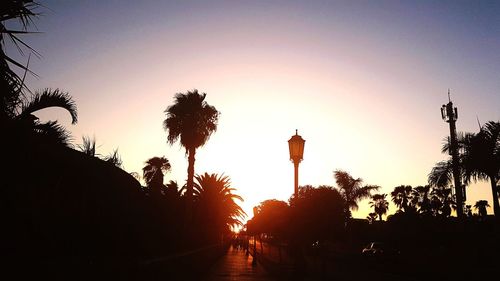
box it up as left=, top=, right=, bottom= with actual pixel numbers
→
left=202, top=246, right=275, bottom=281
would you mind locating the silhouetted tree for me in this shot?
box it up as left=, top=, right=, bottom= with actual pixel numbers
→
left=252, top=199, right=290, bottom=239
left=370, top=193, right=389, bottom=221
left=474, top=200, right=490, bottom=218
left=429, top=122, right=500, bottom=216
left=0, top=0, right=40, bottom=123
left=142, top=156, right=171, bottom=196
left=193, top=173, right=245, bottom=242
left=290, top=185, right=345, bottom=243
left=334, top=170, right=379, bottom=219
left=1, top=2, right=77, bottom=144
left=428, top=160, right=455, bottom=188
left=412, top=185, right=432, bottom=215
left=13, top=88, right=77, bottom=146
left=433, top=133, right=473, bottom=184
left=465, top=204, right=473, bottom=217
left=430, top=186, right=455, bottom=217
left=163, top=90, right=219, bottom=211
left=462, top=122, right=500, bottom=216
left=165, top=180, right=184, bottom=198
left=367, top=212, right=378, bottom=224
left=391, top=185, right=414, bottom=213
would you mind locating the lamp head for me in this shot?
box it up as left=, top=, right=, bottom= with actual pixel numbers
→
left=288, top=130, right=305, bottom=163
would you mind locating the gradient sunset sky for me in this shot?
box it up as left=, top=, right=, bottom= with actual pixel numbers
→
left=14, top=1, right=500, bottom=220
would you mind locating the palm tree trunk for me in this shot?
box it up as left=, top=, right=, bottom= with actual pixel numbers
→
left=378, top=213, right=382, bottom=221
left=187, top=147, right=196, bottom=207
left=490, top=175, right=500, bottom=216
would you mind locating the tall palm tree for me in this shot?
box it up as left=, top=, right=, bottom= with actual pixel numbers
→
left=462, top=122, right=500, bottom=216
left=163, top=90, right=219, bottom=207
left=369, top=194, right=389, bottom=221
left=474, top=200, right=490, bottom=218
left=334, top=170, right=379, bottom=219
left=142, top=156, right=171, bottom=195
left=430, top=123, right=500, bottom=216
left=428, top=133, right=473, bottom=218
left=390, top=185, right=413, bottom=213
left=193, top=173, right=245, bottom=237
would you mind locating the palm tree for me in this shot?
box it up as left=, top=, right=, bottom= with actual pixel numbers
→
left=142, top=156, right=171, bottom=195
left=430, top=186, right=455, bottom=217
left=390, top=185, right=413, bottom=213
left=427, top=133, right=475, bottom=188
left=165, top=180, right=184, bottom=198
left=462, top=122, right=500, bottom=216
left=474, top=200, right=490, bottom=218
left=430, top=122, right=500, bottom=216
left=369, top=194, right=389, bottom=221
left=412, top=185, right=431, bottom=215
left=334, top=170, right=379, bottom=219
left=13, top=88, right=78, bottom=146
left=193, top=173, right=245, bottom=239
left=163, top=90, right=219, bottom=208
left=465, top=205, right=473, bottom=217
left=428, top=160, right=455, bottom=189
left=1, top=0, right=41, bottom=123
left=428, top=133, right=473, bottom=218
left=1, top=2, right=77, bottom=145
left=367, top=212, right=378, bottom=224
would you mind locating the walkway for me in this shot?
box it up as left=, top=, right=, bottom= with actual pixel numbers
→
left=202, top=246, right=275, bottom=281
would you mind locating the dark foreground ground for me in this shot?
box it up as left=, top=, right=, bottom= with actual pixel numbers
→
left=3, top=219, right=499, bottom=281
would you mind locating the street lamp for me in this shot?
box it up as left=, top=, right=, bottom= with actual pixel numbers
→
left=252, top=206, right=258, bottom=266
left=441, top=90, right=465, bottom=218
left=288, top=130, right=305, bottom=198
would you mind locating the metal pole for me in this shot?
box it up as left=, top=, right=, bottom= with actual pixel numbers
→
left=294, top=161, right=299, bottom=198
left=444, top=99, right=464, bottom=218
left=448, top=105, right=464, bottom=218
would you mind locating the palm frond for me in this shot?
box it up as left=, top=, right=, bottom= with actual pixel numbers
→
left=104, top=148, right=122, bottom=167
left=33, top=120, right=72, bottom=147
left=19, top=88, right=77, bottom=124
left=428, top=160, right=454, bottom=188
left=163, top=89, right=219, bottom=152
left=77, top=136, right=98, bottom=157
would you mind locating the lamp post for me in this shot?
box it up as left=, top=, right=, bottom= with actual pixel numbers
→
left=288, top=130, right=305, bottom=198
left=252, top=207, right=258, bottom=266
left=288, top=130, right=305, bottom=276
left=441, top=91, right=464, bottom=218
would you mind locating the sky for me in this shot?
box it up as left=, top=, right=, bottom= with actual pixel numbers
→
left=10, top=0, right=500, bottom=221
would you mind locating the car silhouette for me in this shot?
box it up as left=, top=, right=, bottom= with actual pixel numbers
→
left=362, top=241, right=400, bottom=257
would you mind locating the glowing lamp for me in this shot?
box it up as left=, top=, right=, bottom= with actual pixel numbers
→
left=288, top=130, right=305, bottom=163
